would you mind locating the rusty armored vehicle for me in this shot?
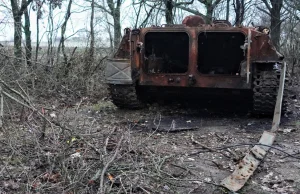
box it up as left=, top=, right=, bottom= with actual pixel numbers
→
left=105, top=15, right=287, bottom=115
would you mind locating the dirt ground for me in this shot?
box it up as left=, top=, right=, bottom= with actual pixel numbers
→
left=1, top=87, right=300, bottom=194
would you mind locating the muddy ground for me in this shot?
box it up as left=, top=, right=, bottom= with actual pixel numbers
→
left=1, top=88, right=300, bottom=194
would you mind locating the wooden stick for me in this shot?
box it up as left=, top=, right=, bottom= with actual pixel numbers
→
left=98, top=135, right=124, bottom=194
left=246, top=29, right=251, bottom=83
left=0, top=86, right=3, bottom=128
left=271, top=62, right=286, bottom=132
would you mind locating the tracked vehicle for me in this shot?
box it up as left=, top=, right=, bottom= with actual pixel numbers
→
left=105, top=15, right=287, bottom=115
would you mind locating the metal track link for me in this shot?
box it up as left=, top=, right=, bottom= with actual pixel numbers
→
left=108, top=84, right=144, bottom=109
left=253, top=67, right=289, bottom=115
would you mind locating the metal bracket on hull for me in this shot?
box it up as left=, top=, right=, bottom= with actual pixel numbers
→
left=105, top=58, right=133, bottom=84
left=246, top=29, right=252, bottom=84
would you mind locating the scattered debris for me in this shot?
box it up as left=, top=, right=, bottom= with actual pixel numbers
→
left=204, top=177, right=212, bottom=182
left=283, top=128, right=296, bottom=133
left=2, top=180, right=20, bottom=190
left=50, top=112, right=56, bottom=118
left=41, top=173, right=61, bottom=183
left=70, top=152, right=81, bottom=158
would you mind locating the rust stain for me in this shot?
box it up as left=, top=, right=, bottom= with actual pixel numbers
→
left=114, top=16, right=283, bottom=89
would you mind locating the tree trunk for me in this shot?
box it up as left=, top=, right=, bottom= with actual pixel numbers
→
left=206, top=5, right=213, bottom=23
left=261, top=0, right=283, bottom=50
left=24, top=8, right=32, bottom=67
left=10, top=0, right=33, bottom=66
left=13, top=15, right=22, bottom=65
left=90, top=0, right=95, bottom=61
left=270, top=2, right=282, bottom=50
left=104, top=13, right=113, bottom=54
left=57, top=0, right=72, bottom=70
left=35, top=12, right=40, bottom=65
left=197, top=0, right=222, bottom=23
left=113, top=7, right=121, bottom=50
left=234, top=0, right=245, bottom=25
left=87, top=0, right=95, bottom=74
left=226, top=0, right=230, bottom=21
left=99, top=0, right=124, bottom=51
left=108, top=25, right=114, bottom=54
left=11, top=0, right=22, bottom=66
left=165, top=0, right=174, bottom=24
left=47, top=2, right=54, bottom=69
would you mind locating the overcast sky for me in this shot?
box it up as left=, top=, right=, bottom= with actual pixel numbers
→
left=0, top=0, right=238, bottom=44
left=0, top=0, right=140, bottom=42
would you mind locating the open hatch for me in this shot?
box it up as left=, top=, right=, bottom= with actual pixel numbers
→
left=197, top=32, right=245, bottom=75
left=144, top=32, right=189, bottom=74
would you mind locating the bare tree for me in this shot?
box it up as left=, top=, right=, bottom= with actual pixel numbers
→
left=47, top=2, right=54, bottom=68
left=226, top=0, right=230, bottom=21
left=142, top=0, right=195, bottom=24
left=174, top=0, right=222, bottom=23
left=24, top=4, right=32, bottom=66
left=45, top=0, right=62, bottom=68
left=165, top=0, right=174, bottom=24
left=32, top=0, right=44, bottom=66
left=87, top=0, right=95, bottom=74
left=56, top=0, right=73, bottom=75
left=260, top=0, right=284, bottom=49
left=233, top=0, right=245, bottom=25
left=280, top=2, right=300, bottom=75
left=10, top=0, right=33, bottom=65
left=131, top=0, right=162, bottom=27
left=199, top=0, right=222, bottom=22
left=92, top=0, right=124, bottom=50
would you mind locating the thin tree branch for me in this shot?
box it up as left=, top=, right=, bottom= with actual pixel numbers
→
left=86, top=0, right=112, bottom=15
left=98, top=135, right=124, bottom=194
left=257, top=6, right=271, bottom=16
left=261, top=0, right=272, bottom=12
left=176, top=5, right=206, bottom=18
left=175, top=0, right=194, bottom=6
left=18, top=0, right=33, bottom=16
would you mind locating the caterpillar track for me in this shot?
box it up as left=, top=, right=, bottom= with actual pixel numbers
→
left=108, top=84, right=143, bottom=109
left=253, top=65, right=289, bottom=115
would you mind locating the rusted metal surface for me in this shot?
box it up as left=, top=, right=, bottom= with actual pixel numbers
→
left=114, top=28, right=131, bottom=59
left=112, top=16, right=283, bottom=90
left=112, top=20, right=282, bottom=89
left=182, top=15, right=205, bottom=27
left=139, top=74, right=250, bottom=89
left=138, top=27, right=248, bottom=89
left=221, top=152, right=260, bottom=191
left=221, top=63, right=286, bottom=192
left=221, top=131, right=276, bottom=191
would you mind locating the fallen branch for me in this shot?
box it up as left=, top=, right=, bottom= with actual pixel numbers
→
left=0, top=79, right=31, bottom=105
left=98, top=135, right=124, bottom=194
left=0, top=86, right=3, bottom=128
left=191, top=135, right=238, bottom=160
left=91, top=56, right=108, bottom=75
left=191, top=134, right=218, bottom=152
left=1, top=86, right=72, bottom=136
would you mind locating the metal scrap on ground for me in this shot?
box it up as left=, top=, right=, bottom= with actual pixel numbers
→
left=221, top=63, right=287, bottom=192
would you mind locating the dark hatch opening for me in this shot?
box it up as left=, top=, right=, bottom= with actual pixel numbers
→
left=144, top=32, right=189, bottom=74
left=197, top=32, right=245, bottom=75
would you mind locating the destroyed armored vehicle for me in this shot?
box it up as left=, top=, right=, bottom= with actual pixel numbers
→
left=105, top=15, right=287, bottom=115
